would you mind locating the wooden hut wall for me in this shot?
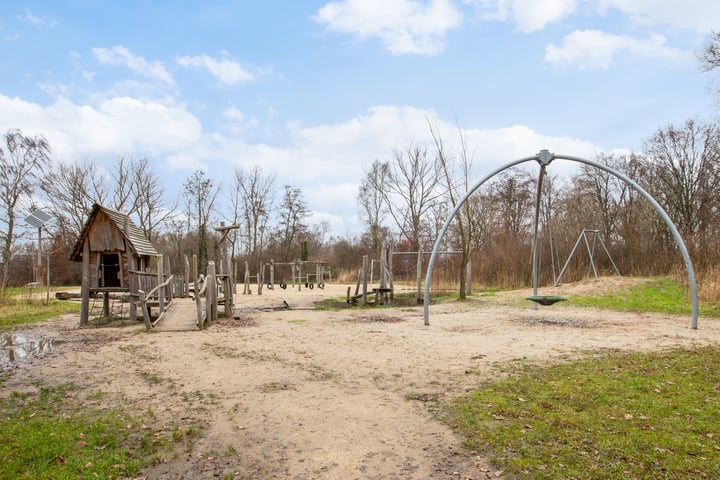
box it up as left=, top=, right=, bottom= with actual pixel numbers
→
left=89, top=251, right=99, bottom=288
left=88, top=212, right=126, bottom=252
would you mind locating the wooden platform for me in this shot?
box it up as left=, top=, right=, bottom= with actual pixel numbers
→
left=153, top=297, right=200, bottom=331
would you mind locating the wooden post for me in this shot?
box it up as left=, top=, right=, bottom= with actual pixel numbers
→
left=194, top=254, right=203, bottom=328
left=80, top=241, right=90, bottom=325
left=270, top=260, right=275, bottom=288
left=243, top=261, right=250, bottom=295
left=184, top=254, right=190, bottom=297
left=388, top=244, right=395, bottom=300
left=165, top=255, right=173, bottom=305
left=124, top=219, right=137, bottom=322
left=465, top=257, right=472, bottom=296
left=416, top=250, right=423, bottom=300
left=355, top=268, right=362, bottom=297
left=297, top=261, right=302, bottom=291
left=258, top=262, right=264, bottom=295
left=224, top=253, right=233, bottom=318
left=207, top=261, right=217, bottom=322
left=157, top=254, right=165, bottom=315
left=380, top=242, right=387, bottom=290
left=102, top=292, right=110, bottom=318
left=139, top=290, right=152, bottom=330
left=362, top=255, right=368, bottom=306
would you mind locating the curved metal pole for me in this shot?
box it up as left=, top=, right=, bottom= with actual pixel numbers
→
left=553, top=153, right=698, bottom=329
left=531, top=164, right=546, bottom=309
left=423, top=154, right=538, bottom=325
left=423, top=150, right=699, bottom=329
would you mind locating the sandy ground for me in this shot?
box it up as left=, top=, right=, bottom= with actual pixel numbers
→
left=2, top=279, right=719, bottom=479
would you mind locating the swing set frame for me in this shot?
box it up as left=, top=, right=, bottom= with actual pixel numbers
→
left=423, top=150, right=699, bottom=329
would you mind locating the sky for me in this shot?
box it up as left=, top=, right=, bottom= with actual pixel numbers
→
left=1, top=0, right=719, bottom=238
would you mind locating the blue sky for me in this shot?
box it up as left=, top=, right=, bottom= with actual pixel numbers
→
left=2, top=1, right=719, bottom=237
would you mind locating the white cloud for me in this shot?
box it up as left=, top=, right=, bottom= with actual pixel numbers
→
left=222, top=107, right=245, bottom=122
left=470, top=0, right=577, bottom=32
left=598, top=0, right=720, bottom=33
left=314, top=0, right=463, bottom=56
left=177, top=54, right=255, bottom=85
left=221, top=106, right=259, bottom=132
left=0, top=94, right=202, bottom=162
left=545, top=29, right=692, bottom=69
left=16, top=9, right=58, bottom=27
left=166, top=152, right=207, bottom=171
left=0, top=94, right=609, bottom=235
left=203, top=106, right=604, bottom=234
left=92, top=45, right=174, bottom=85
left=471, top=0, right=720, bottom=33
left=462, top=124, right=601, bottom=167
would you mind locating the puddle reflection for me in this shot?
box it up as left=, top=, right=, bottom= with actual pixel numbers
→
left=1, top=334, right=61, bottom=367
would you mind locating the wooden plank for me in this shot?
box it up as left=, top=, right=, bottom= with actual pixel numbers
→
left=80, top=241, right=90, bottom=325
left=154, top=298, right=199, bottom=331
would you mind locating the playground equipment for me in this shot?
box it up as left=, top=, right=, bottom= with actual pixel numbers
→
left=348, top=242, right=393, bottom=305
left=242, top=259, right=328, bottom=294
left=423, top=150, right=699, bottom=329
left=554, top=228, right=620, bottom=286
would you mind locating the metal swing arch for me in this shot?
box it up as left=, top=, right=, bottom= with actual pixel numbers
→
left=422, top=150, right=699, bottom=329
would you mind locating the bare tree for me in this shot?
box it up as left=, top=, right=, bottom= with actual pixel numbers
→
left=110, top=155, right=135, bottom=213
left=0, top=129, right=51, bottom=296
left=358, top=159, right=390, bottom=251
left=643, top=119, right=720, bottom=255
left=490, top=169, right=534, bottom=235
left=130, top=156, right=174, bottom=241
left=41, top=160, right=108, bottom=237
left=429, top=120, right=478, bottom=299
left=699, top=31, right=720, bottom=71
left=571, top=153, right=639, bottom=242
left=183, top=170, right=220, bottom=271
left=380, top=144, right=441, bottom=250
left=276, top=185, right=310, bottom=262
left=234, top=166, right=275, bottom=259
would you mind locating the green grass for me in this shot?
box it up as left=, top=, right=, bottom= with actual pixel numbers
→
left=568, top=277, right=720, bottom=317
left=450, top=345, right=720, bottom=479
left=0, top=299, right=81, bottom=330
left=0, top=382, right=199, bottom=479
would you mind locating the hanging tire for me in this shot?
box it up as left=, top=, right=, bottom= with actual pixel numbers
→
left=280, top=282, right=287, bottom=289
left=309, top=283, right=314, bottom=289
left=318, top=282, right=325, bottom=289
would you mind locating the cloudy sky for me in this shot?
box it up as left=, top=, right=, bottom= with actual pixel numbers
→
left=2, top=1, right=719, bottom=237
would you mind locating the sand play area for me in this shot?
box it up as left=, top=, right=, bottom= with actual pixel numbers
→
left=2, top=279, right=719, bottom=479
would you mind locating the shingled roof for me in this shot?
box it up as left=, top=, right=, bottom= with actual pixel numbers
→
left=70, top=204, right=158, bottom=261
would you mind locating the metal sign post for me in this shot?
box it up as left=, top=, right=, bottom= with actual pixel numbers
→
left=24, top=209, right=52, bottom=304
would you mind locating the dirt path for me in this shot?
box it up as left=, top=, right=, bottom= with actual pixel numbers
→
left=3, top=280, right=719, bottom=479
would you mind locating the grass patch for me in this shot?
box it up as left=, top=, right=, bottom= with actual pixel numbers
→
left=568, top=277, right=720, bottom=317
left=451, top=345, right=720, bottom=479
left=0, top=382, right=199, bottom=479
left=0, top=299, right=80, bottom=330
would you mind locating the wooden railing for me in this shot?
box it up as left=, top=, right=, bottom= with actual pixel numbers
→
left=137, top=274, right=174, bottom=330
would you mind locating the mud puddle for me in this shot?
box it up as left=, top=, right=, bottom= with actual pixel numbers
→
left=1, top=333, right=64, bottom=370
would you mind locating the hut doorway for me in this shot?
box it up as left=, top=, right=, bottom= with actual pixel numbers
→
left=100, top=253, right=121, bottom=288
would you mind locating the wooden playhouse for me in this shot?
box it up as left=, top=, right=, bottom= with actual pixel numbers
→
left=70, top=203, right=160, bottom=325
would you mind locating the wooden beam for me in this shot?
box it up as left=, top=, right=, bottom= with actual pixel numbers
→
left=80, top=240, right=90, bottom=325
